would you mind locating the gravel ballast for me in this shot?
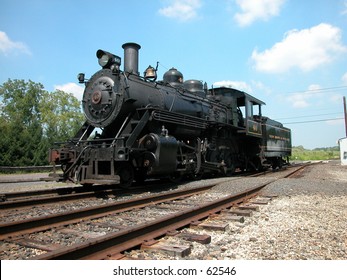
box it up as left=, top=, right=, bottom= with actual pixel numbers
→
left=199, top=161, right=347, bottom=260
left=1, top=161, right=346, bottom=260
left=127, top=161, right=347, bottom=260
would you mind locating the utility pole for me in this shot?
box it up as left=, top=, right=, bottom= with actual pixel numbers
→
left=344, top=96, right=347, bottom=137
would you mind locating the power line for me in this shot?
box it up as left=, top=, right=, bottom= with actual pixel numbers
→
left=278, top=85, right=347, bottom=96
left=276, top=112, right=342, bottom=120
left=283, top=117, right=344, bottom=125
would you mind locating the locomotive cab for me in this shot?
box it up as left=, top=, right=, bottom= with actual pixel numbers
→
left=225, top=88, right=291, bottom=169
left=240, top=93, right=264, bottom=137
left=208, top=87, right=265, bottom=131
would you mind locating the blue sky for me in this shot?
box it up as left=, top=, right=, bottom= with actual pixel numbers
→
left=1, top=0, right=347, bottom=149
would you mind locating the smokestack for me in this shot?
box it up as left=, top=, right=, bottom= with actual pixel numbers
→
left=122, top=42, right=141, bottom=75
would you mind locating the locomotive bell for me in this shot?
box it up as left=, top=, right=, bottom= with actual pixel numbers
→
left=144, top=65, right=157, bottom=81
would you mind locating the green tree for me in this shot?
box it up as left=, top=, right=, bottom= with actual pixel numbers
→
left=0, top=79, right=45, bottom=166
left=0, top=116, right=11, bottom=166
left=40, top=89, right=84, bottom=144
left=0, top=79, right=84, bottom=166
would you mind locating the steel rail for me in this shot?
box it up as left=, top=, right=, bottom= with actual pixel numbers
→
left=283, top=162, right=315, bottom=178
left=0, top=184, right=213, bottom=240
left=1, top=164, right=310, bottom=239
left=0, top=180, right=176, bottom=209
left=0, top=189, right=118, bottom=210
left=0, top=185, right=106, bottom=200
left=33, top=183, right=267, bottom=260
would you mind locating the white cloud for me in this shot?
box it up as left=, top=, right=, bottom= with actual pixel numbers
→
left=213, top=80, right=253, bottom=93
left=0, top=31, right=31, bottom=56
left=159, top=0, right=202, bottom=21
left=252, top=23, right=347, bottom=73
left=54, top=83, right=84, bottom=101
left=234, top=0, right=285, bottom=27
left=285, top=84, right=322, bottom=108
left=285, top=83, right=345, bottom=109
left=251, top=80, right=272, bottom=96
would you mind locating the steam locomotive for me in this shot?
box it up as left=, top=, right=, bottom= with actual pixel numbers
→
left=49, top=42, right=291, bottom=187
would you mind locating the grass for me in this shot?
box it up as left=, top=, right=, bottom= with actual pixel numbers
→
left=290, top=146, right=340, bottom=161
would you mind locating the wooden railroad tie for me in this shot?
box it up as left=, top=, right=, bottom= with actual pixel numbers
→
left=217, top=214, right=245, bottom=223
left=141, top=240, right=191, bottom=257
left=190, top=221, right=229, bottom=232
left=250, top=197, right=272, bottom=205
left=166, top=230, right=211, bottom=244
left=223, top=208, right=253, bottom=217
left=12, top=237, right=62, bottom=252
left=238, top=204, right=260, bottom=211
left=58, top=228, right=105, bottom=239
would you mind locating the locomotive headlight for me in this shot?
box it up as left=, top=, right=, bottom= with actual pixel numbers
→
left=99, top=54, right=109, bottom=67
left=96, top=49, right=121, bottom=69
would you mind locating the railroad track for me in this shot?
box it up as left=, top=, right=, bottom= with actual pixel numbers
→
left=0, top=162, right=306, bottom=208
left=0, top=163, right=313, bottom=260
left=0, top=180, right=175, bottom=210
left=0, top=184, right=214, bottom=240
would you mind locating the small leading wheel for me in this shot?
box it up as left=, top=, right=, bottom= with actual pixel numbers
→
left=116, top=163, right=134, bottom=188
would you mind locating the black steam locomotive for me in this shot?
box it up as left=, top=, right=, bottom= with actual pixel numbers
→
left=49, top=42, right=291, bottom=187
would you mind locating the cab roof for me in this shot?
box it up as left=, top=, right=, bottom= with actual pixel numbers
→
left=209, top=87, right=266, bottom=106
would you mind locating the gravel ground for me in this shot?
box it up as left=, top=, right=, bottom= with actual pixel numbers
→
left=127, top=161, right=347, bottom=260
left=1, top=161, right=346, bottom=260
left=0, top=173, right=75, bottom=192
left=206, top=161, right=346, bottom=260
